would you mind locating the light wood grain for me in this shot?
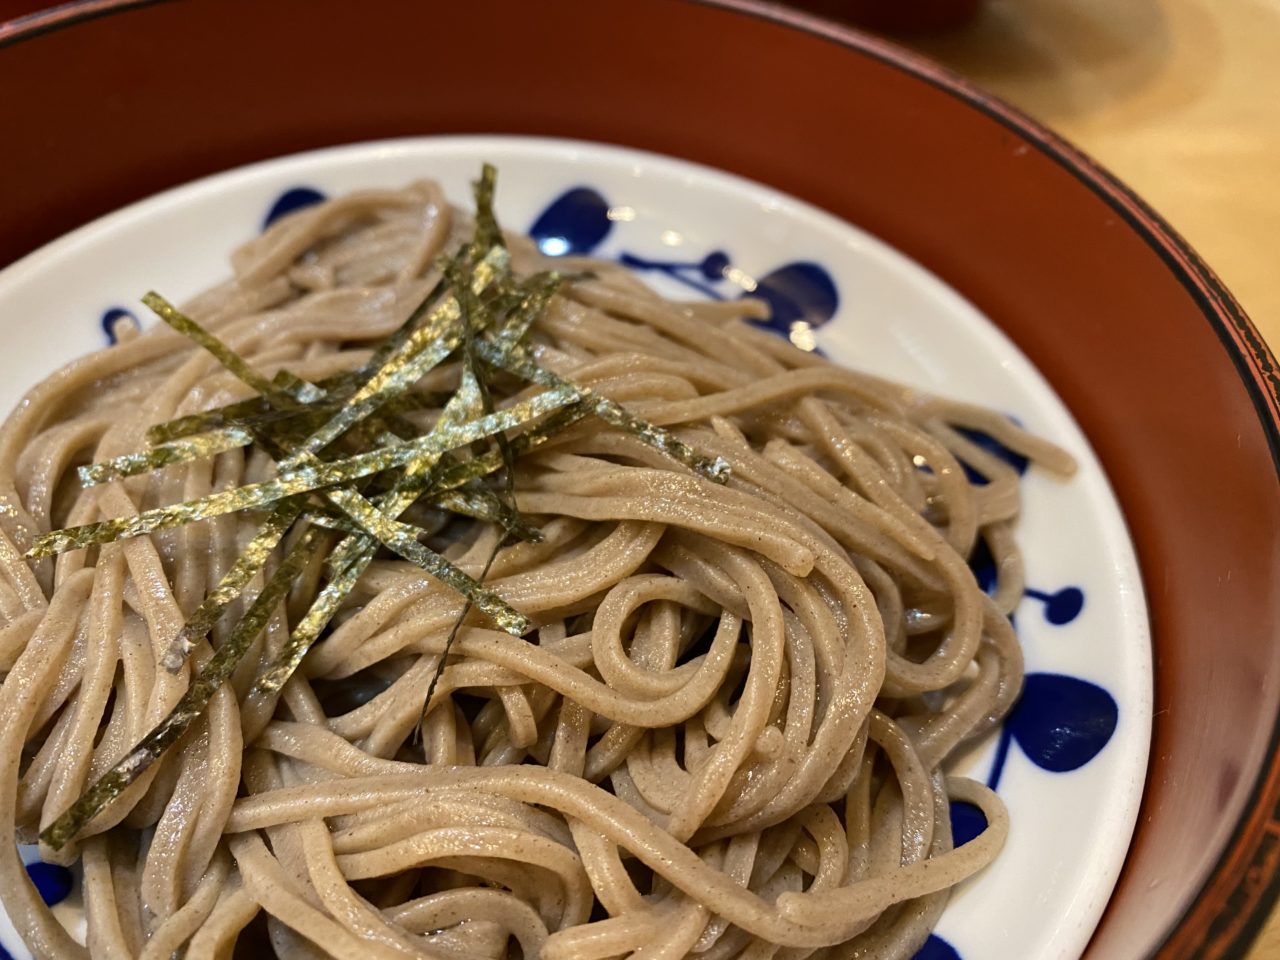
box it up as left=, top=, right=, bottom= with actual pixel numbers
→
left=904, top=2, right=1280, bottom=957
left=908, top=0, right=1280, bottom=346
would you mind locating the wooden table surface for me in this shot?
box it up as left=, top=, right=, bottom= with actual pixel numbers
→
left=902, top=1, right=1280, bottom=956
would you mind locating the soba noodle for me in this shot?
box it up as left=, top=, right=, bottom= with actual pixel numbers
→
left=0, top=176, right=1074, bottom=959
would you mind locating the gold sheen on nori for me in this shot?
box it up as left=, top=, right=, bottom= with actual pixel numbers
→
left=35, top=164, right=731, bottom=850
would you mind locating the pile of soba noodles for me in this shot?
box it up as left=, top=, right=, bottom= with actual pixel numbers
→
left=0, top=174, right=1074, bottom=960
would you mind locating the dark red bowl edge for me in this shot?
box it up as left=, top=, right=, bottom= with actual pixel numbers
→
left=0, top=0, right=156, bottom=46
left=3, top=0, right=1280, bottom=956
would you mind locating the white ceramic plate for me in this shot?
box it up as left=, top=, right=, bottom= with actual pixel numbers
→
left=0, top=136, right=1151, bottom=960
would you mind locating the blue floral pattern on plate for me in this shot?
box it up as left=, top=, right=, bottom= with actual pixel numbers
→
left=263, top=186, right=327, bottom=230
left=100, top=306, right=138, bottom=345
left=531, top=186, right=840, bottom=348
left=24, top=863, right=72, bottom=908
left=917, top=935, right=963, bottom=960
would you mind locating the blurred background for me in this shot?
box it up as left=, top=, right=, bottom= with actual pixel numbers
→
left=864, top=0, right=1280, bottom=353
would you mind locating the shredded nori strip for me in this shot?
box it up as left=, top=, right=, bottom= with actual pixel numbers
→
left=252, top=540, right=377, bottom=694
left=34, top=164, right=733, bottom=849
left=159, top=499, right=305, bottom=670
left=476, top=340, right=731, bottom=482
left=416, top=239, right=545, bottom=718
left=79, top=426, right=255, bottom=487
left=279, top=246, right=509, bottom=465
left=143, top=292, right=321, bottom=404
left=26, top=386, right=579, bottom=559
left=429, top=488, right=542, bottom=542
left=40, top=524, right=326, bottom=850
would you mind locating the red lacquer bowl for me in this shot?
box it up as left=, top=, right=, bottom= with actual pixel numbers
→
left=1, top=2, right=1277, bottom=957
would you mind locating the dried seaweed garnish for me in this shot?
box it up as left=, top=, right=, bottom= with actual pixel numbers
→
left=79, top=426, right=255, bottom=487
left=249, top=232, right=535, bottom=686
left=40, top=524, right=325, bottom=850
left=34, top=164, right=734, bottom=849
left=247, top=239, right=547, bottom=693
left=26, top=387, right=578, bottom=559
left=428, top=402, right=593, bottom=493
left=145, top=370, right=419, bottom=444
left=280, top=245, right=509, bottom=465
left=429, top=488, right=542, bottom=542
left=159, top=499, right=305, bottom=670
left=320, top=447, right=442, bottom=576
left=470, top=164, right=503, bottom=252
left=148, top=397, right=276, bottom=445
left=256, top=437, right=451, bottom=690
left=252, top=539, right=375, bottom=694
left=476, top=340, right=731, bottom=482
left=250, top=417, right=523, bottom=627
left=319, top=485, right=529, bottom=633
left=143, top=293, right=321, bottom=405
left=314, top=268, right=565, bottom=577
left=298, top=509, right=367, bottom=537
left=418, top=535, right=502, bottom=738
left=256, top=439, right=446, bottom=689
left=413, top=243, right=538, bottom=717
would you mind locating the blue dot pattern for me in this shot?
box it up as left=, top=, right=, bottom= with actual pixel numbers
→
left=1025, top=586, right=1086, bottom=625
left=954, top=424, right=1030, bottom=486
left=617, top=251, right=726, bottom=300
left=699, top=251, right=730, bottom=279
left=26, top=861, right=73, bottom=906
left=948, top=800, right=988, bottom=849
left=263, top=186, right=328, bottom=231
left=100, top=306, right=137, bottom=345
left=1008, top=674, right=1119, bottom=774
left=742, top=262, right=839, bottom=338
left=915, top=934, right=962, bottom=959
left=527, top=185, right=839, bottom=337
left=967, top=534, right=1084, bottom=627
left=521, top=183, right=1118, bottom=808
left=529, top=187, right=612, bottom=257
